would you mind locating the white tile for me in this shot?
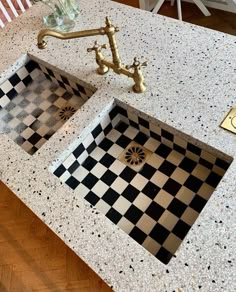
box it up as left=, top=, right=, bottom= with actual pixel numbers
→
left=147, top=153, right=164, bottom=169
left=192, top=164, right=211, bottom=180
left=106, top=129, right=121, bottom=142
left=53, top=97, right=67, bottom=108
left=91, top=163, right=107, bottom=178
left=142, top=236, right=161, bottom=255
left=73, top=166, right=89, bottom=181
left=74, top=183, right=90, bottom=198
left=24, top=103, right=37, bottom=114
left=59, top=170, right=71, bottom=183
left=22, top=114, right=36, bottom=126
left=181, top=207, right=199, bottom=226
left=166, top=150, right=185, bottom=166
left=112, top=196, right=131, bottom=215
left=83, top=133, right=94, bottom=149
left=1, top=80, right=13, bottom=93
left=8, top=118, right=20, bottom=129
left=90, top=147, right=106, bottom=161
left=111, top=115, right=120, bottom=128
left=100, top=114, right=111, bottom=130
left=139, top=126, right=150, bottom=136
left=38, top=100, right=51, bottom=111
left=95, top=132, right=105, bottom=145
left=123, top=126, right=139, bottom=139
left=95, top=200, right=111, bottom=214
left=10, top=106, right=22, bottom=117
left=91, top=180, right=109, bottom=197
left=150, top=170, right=169, bottom=188
left=163, top=233, right=182, bottom=254
left=130, top=174, right=149, bottom=191
left=14, top=81, right=26, bottom=94
left=144, top=137, right=160, bottom=152
left=17, top=67, right=29, bottom=80
left=175, top=186, right=195, bottom=205
left=21, top=127, right=34, bottom=139
left=109, top=160, right=126, bottom=175
left=117, top=217, right=135, bottom=234
left=173, top=135, right=187, bottom=149
left=107, top=144, right=124, bottom=158
left=37, top=111, right=50, bottom=122
left=171, top=168, right=189, bottom=184
left=136, top=214, right=156, bottom=234
left=0, top=95, right=10, bottom=107
left=201, top=150, right=217, bottom=164
left=21, top=141, right=33, bottom=152
left=158, top=210, right=179, bottom=231
left=133, top=192, right=152, bottom=212
left=63, top=153, right=77, bottom=169
left=35, top=137, right=47, bottom=149
left=127, top=111, right=139, bottom=125
left=36, top=125, right=50, bottom=136
left=186, top=150, right=200, bottom=163
left=149, top=122, right=161, bottom=136
left=77, top=151, right=88, bottom=165
left=111, top=177, right=129, bottom=194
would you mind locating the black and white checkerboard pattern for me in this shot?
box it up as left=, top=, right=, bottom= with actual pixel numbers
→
left=53, top=105, right=230, bottom=264
left=0, top=60, right=96, bottom=155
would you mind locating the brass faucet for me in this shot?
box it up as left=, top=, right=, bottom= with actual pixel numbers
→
left=37, top=17, right=147, bottom=93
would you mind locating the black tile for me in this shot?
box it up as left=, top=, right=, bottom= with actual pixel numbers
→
left=173, top=143, right=186, bottom=155
left=65, top=176, right=80, bottom=190
left=149, top=223, right=170, bottom=244
left=81, top=173, right=99, bottom=189
left=0, top=88, right=4, bottom=98
left=15, top=136, right=26, bottom=145
left=102, top=188, right=120, bottom=206
left=18, top=98, right=30, bottom=108
left=109, top=107, right=119, bottom=120
left=72, top=88, right=81, bottom=97
left=172, top=220, right=191, bottom=240
left=205, top=172, right=222, bottom=188
left=116, top=135, right=131, bottom=148
left=116, top=122, right=129, bottom=133
left=18, top=122, right=32, bottom=133
left=129, top=226, right=147, bottom=244
left=104, top=123, right=112, bottom=135
left=163, top=178, right=182, bottom=196
left=61, top=75, right=69, bottom=85
left=155, top=144, right=172, bottom=158
left=92, top=124, right=103, bottom=139
left=48, top=93, right=59, bottom=103
left=138, top=116, right=149, bottom=129
left=76, top=84, right=86, bottom=95
left=22, top=75, right=33, bottom=87
left=139, top=163, right=156, bottom=180
left=189, top=195, right=207, bottom=213
left=25, top=60, right=38, bottom=72
left=106, top=208, right=122, bottom=224
left=46, top=105, right=58, bottom=114
left=9, top=74, right=21, bottom=86
left=99, top=153, right=115, bottom=168
left=161, top=129, right=174, bottom=142
left=119, top=167, right=136, bottom=183
left=122, top=185, right=140, bottom=202
left=130, top=120, right=139, bottom=130
left=46, top=68, right=55, bottom=77
left=134, top=132, right=149, bottom=145
left=187, top=143, right=201, bottom=156
left=73, top=143, right=85, bottom=158
left=28, top=133, right=42, bottom=145
left=58, top=80, right=66, bottom=89
left=215, top=158, right=230, bottom=170
left=6, top=88, right=17, bottom=100
left=83, top=156, right=97, bottom=171
left=150, top=131, right=161, bottom=142
left=87, top=141, right=96, bottom=154
left=54, top=164, right=66, bottom=177
left=155, top=247, right=173, bottom=264
left=199, top=158, right=213, bottom=170
left=184, top=175, right=203, bottom=192
left=167, top=198, right=187, bottom=217
left=117, top=106, right=128, bottom=117
left=101, top=170, right=117, bottom=186
left=142, top=182, right=160, bottom=200
left=145, top=201, right=165, bottom=221
left=159, top=160, right=176, bottom=176
left=32, top=108, right=44, bottom=118
left=99, top=138, right=113, bottom=151
left=124, top=205, right=143, bottom=224
left=85, top=191, right=100, bottom=206
left=68, top=160, right=80, bottom=174
left=179, top=157, right=197, bottom=172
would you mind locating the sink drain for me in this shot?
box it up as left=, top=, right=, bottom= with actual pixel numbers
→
left=125, top=146, right=145, bottom=165
left=58, top=106, right=76, bottom=121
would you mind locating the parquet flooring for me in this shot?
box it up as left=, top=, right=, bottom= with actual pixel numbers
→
left=114, top=0, right=236, bottom=36
left=0, top=181, right=112, bottom=292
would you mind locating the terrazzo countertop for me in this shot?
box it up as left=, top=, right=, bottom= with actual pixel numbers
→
left=0, top=1, right=236, bottom=291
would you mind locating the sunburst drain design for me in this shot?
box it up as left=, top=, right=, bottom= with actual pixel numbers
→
left=125, top=146, right=146, bottom=166
left=59, top=106, right=76, bottom=121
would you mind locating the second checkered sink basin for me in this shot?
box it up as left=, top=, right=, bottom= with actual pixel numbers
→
left=0, top=58, right=96, bottom=155
left=52, top=100, right=232, bottom=265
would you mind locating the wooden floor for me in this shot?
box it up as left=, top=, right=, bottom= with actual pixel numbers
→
left=0, top=181, right=112, bottom=292
left=114, top=0, right=236, bottom=36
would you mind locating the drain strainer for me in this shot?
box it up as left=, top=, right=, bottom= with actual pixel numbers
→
left=118, top=141, right=152, bottom=172
left=125, top=146, right=145, bottom=165
left=58, top=106, right=76, bottom=121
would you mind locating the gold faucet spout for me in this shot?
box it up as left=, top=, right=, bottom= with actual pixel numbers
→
left=37, top=28, right=106, bottom=49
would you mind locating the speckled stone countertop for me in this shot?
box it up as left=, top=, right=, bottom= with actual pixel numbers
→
left=0, top=1, right=236, bottom=291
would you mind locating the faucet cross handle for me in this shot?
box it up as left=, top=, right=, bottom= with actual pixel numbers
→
left=126, top=57, right=148, bottom=70
left=87, top=41, right=107, bottom=53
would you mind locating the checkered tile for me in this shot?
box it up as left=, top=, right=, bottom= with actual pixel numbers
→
left=0, top=60, right=96, bottom=154
left=53, top=105, right=231, bottom=264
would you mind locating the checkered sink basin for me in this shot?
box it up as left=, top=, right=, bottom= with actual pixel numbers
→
left=53, top=101, right=232, bottom=264
left=0, top=59, right=96, bottom=155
